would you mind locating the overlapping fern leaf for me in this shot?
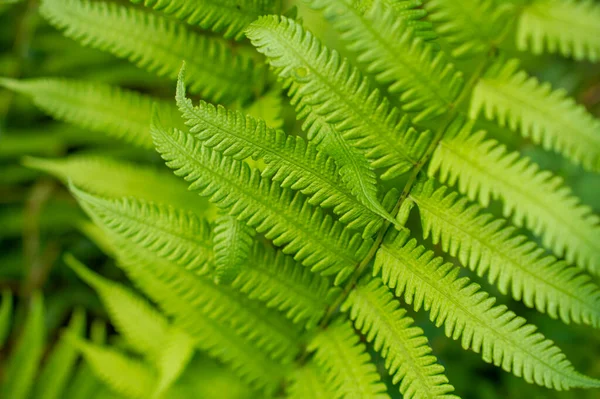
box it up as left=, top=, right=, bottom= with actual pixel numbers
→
left=213, top=214, right=256, bottom=283
left=430, top=120, right=600, bottom=275
left=40, top=0, right=263, bottom=103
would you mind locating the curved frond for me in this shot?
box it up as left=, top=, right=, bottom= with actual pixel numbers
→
left=0, top=293, right=45, bottom=399
left=406, top=179, right=600, bottom=327
left=306, top=0, right=463, bottom=122
left=176, top=76, right=383, bottom=235
left=517, top=0, right=600, bottom=62
left=40, top=0, right=262, bottom=103
left=0, top=77, right=176, bottom=148
left=213, top=214, right=256, bottom=283
left=308, top=320, right=390, bottom=399
left=151, top=119, right=370, bottom=283
left=233, top=243, right=336, bottom=328
left=343, top=277, right=458, bottom=399
left=246, top=15, right=431, bottom=181
left=69, top=336, right=156, bottom=399
left=375, top=230, right=600, bottom=390
left=31, top=309, right=86, bottom=399
left=23, top=155, right=213, bottom=217
left=65, top=254, right=171, bottom=356
left=423, top=0, right=513, bottom=57
left=470, top=59, right=600, bottom=172
left=131, top=0, right=277, bottom=40
left=70, top=187, right=214, bottom=273
left=429, top=121, right=600, bottom=275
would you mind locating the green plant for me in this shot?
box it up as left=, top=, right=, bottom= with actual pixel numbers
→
left=1, top=0, right=599, bottom=398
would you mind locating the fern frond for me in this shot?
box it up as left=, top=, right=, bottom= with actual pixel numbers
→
left=423, top=0, right=513, bottom=57
left=307, top=0, right=463, bottom=122
left=233, top=243, right=335, bottom=328
left=31, top=309, right=86, bottom=399
left=65, top=254, right=171, bottom=357
left=151, top=119, right=370, bottom=283
left=0, top=293, right=45, bottom=399
left=343, top=277, right=458, bottom=399
left=517, top=0, right=600, bottom=62
left=406, top=179, right=600, bottom=327
left=69, top=188, right=214, bottom=273
left=287, top=361, right=338, bottom=399
left=375, top=230, right=600, bottom=390
left=131, top=0, right=277, bottom=40
left=0, top=77, right=176, bottom=148
left=176, top=77, right=383, bottom=235
left=470, top=59, right=600, bottom=172
left=308, top=320, right=390, bottom=399
left=246, top=15, right=431, bottom=181
left=40, top=0, right=262, bottom=103
left=247, top=18, right=396, bottom=227
left=0, top=290, right=12, bottom=349
left=69, top=335, right=156, bottom=399
left=153, top=328, right=195, bottom=398
left=71, top=186, right=302, bottom=364
left=429, top=121, right=600, bottom=275
left=23, top=155, right=214, bottom=217
left=213, top=214, right=256, bottom=283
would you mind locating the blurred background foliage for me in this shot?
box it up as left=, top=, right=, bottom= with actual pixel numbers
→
left=0, top=0, right=599, bottom=398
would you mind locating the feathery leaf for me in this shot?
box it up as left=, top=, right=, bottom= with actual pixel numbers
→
left=213, top=214, right=256, bottom=284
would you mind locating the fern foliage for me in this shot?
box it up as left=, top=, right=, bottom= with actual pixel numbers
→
left=471, top=59, right=600, bottom=172
left=405, top=179, right=600, bottom=327
left=40, top=0, right=262, bottom=103
left=213, top=214, right=256, bottom=283
left=375, top=231, right=600, bottom=390
left=517, top=0, right=600, bottom=61
left=430, top=121, right=600, bottom=275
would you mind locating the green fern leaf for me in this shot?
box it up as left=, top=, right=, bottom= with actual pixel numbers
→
left=470, top=59, right=600, bottom=172
left=69, top=187, right=214, bottom=273
left=23, top=155, right=214, bottom=217
left=405, top=179, right=600, bottom=327
left=0, top=290, right=12, bottom=349
left=423, top=0, right=513, bottom=57
left=0, top=293, right=45, bottom=399
left=151, top=119, right=370, bottom=283
left=65, top=254, right=172, bottom=356
left=0, top=77, right=176, bottom=148
left=247, top=17, right=397, bottom=227
left=246, top=15, right=431, bottom=182
left=287, top=361, right=338, bottom=399
left=308, top=320, right=390, bottom=399
left=233, top=242, right=336, bottom=328
left=131, top=0, right=277, bottom=40
left=70, top=186, right=302, bottom=364
left=429, top=121, right=600, bottom=275
left=31, top=308, right=86, bottom=399
left=375, top=230, right=600, bottom=390
left=40, top=0, right=262, bottom=103
left=517, top=0, right=600, bottom=62
left=176, top=76, right=383, bottom=235
left=69, top=335, right=156, bottom=399
left=153, top=328, right=195, bottom=398
left=343, top=277, right=458, bottom=399
left=213, top=214, right=256, bottom=284
left=307, top=0, right=464, bottom=122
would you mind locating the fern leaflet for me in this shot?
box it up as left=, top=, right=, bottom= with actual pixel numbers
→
left=470, top=59, right=600, bottom=172
left=308, top=320, right=390, bottom=399
left=430, top=121, right=600, bottom=275
left=343, top=277, right=458, bottom=399
left=287, top=361, right=338, bottom=399
left=375, top=230, right=600, bottom=390
left=213, top=214, right=256, bottom=284
left=405, top=179, right=600, bottom=327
